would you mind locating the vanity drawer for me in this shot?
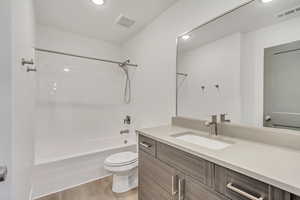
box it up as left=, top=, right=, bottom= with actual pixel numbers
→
left=139, top=150, right=176, bottom=194
left=157, top=142, right=214, bottom=187
left=139, top=135, right=156, bottom=157
left=215, top=165, right=269, bottom=200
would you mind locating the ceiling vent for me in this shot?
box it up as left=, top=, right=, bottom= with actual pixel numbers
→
left=115, top=15, right=135, bottom=28
left=277, top=5, right=300, bottom=18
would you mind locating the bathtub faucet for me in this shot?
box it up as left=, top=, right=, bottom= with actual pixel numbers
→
left=120, top=129, right=130, bottom=135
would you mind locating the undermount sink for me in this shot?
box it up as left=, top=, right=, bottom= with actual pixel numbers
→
left=172, top=132, right=232, bottom=150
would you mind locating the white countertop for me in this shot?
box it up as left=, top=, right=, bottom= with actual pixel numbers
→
left=137, top=125, right=300, bottom=196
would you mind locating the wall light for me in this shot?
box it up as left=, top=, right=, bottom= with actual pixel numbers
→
left=261, top=0, right=273, bottom=3
left=182, top=35, right=190, bottom=41
left=91, top=0, right=105, bottom=5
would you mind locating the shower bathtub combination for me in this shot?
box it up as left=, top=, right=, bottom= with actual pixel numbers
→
left=32, top=48, right=139, bottom=199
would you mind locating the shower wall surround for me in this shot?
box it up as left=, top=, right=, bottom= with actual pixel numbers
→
left=35, top=25, right=135, bottom=148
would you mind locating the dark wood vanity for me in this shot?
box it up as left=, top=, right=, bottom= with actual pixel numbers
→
left=138, top=134, right=300, bottom=200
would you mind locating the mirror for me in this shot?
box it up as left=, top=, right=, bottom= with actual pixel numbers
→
left=264, top=40, right=300, bottom=130
left=176, top=0, right=300, bottom=130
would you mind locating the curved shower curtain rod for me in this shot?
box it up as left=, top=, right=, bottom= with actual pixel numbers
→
left=34, top=48, right=138, bottom=67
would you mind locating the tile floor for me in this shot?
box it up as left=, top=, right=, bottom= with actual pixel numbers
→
left=36, top=176, right=138, bottom=200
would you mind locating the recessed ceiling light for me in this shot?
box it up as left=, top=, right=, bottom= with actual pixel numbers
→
left=64, top=68, right=70, bottom=72
left=182, top=35, right=190, bottom=40
left=91, top=0, right=105, bottom=5
left=261, top=0, right=273, bottom=3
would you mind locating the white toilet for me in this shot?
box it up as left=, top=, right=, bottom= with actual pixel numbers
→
left=104, top=151, right=138, bottom=193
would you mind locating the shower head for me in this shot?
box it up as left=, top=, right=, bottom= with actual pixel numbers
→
left=118, top=59, right=131, bottom=104
left=119, top=60, right=130, bottom=68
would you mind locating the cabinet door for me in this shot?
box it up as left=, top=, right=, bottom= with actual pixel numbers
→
left=139, top=150, right=177, bottom=200
left=184, top=177, right=229, bottom=200
left=139, top=176, right=173, bottom=200
left=139, top=150, right=178, bottom=194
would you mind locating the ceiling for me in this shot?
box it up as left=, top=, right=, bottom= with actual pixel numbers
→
left=178, top=0, right=300, bottom=53
left=34, top=0, right=178, bottom=44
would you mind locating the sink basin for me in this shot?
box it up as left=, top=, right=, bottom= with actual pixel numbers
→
left=172, top=132, right=232, bottom=150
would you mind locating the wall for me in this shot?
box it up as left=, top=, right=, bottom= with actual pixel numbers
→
left=11, top=0, right=36, bottom=199
left=122, top=0, right=250, bottom=130
left=178, top=33, right=241, bottom=122
left=0, top=0, right=11, bottom=199
left=36, top=25, right=122, bottom=61
left=241, top=16, right=300, bottom=126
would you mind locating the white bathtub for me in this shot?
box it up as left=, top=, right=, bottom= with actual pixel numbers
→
left=33, top=134, right=137, bottom=199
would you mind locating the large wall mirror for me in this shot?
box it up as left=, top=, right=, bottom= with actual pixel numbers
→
left=176, top=0, right=300, bottom=130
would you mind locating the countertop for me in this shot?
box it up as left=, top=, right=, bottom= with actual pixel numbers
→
left=137, top=125, right=300, bottom=196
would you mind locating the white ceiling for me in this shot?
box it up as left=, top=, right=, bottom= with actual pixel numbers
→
left=34, top=0, right=178, bottom=44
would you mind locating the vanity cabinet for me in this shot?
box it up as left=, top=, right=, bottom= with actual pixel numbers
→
left=139, top=135, right=226, bottom=200
left=138, top=135, right=297, bottom=200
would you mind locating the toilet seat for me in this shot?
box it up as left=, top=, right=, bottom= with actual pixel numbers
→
left=104, top=152, right=138, bottom=167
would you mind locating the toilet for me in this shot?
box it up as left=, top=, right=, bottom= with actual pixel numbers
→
left=104, top=151, right=138, bottom=193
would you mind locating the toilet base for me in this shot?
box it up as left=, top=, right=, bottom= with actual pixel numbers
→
left=112, top=168, right=138, bottom=193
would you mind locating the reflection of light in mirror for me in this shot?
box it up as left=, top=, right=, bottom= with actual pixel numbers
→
left=261, top=0, right=273, bottom=3
left=91, top=0, right=104, bottom=5
left=63, top=68, right=70, bottom=72
left=182, top=35, right=191, bottom=41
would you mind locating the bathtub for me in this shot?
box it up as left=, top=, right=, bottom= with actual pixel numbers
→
left=33, top=134, right=137, bottom=199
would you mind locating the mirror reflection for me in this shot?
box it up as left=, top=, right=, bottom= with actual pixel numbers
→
left=176, top=0, right=300, bottom=130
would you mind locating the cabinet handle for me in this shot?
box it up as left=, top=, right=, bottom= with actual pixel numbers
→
left=226, top=183, right=264, bottom=200
left=139, top=142, right=152, bottom=148
left=172, top=175, right=178, bottom=195
left=178, top=178, right=185, bottom=200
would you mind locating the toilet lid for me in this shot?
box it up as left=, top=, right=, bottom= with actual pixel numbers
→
left=105, top=152, right=138, bottom=166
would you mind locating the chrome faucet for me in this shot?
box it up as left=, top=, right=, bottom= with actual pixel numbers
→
left=220, top=113, right=231, bottom=123
left=205, top=115, right=218, bottom=136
